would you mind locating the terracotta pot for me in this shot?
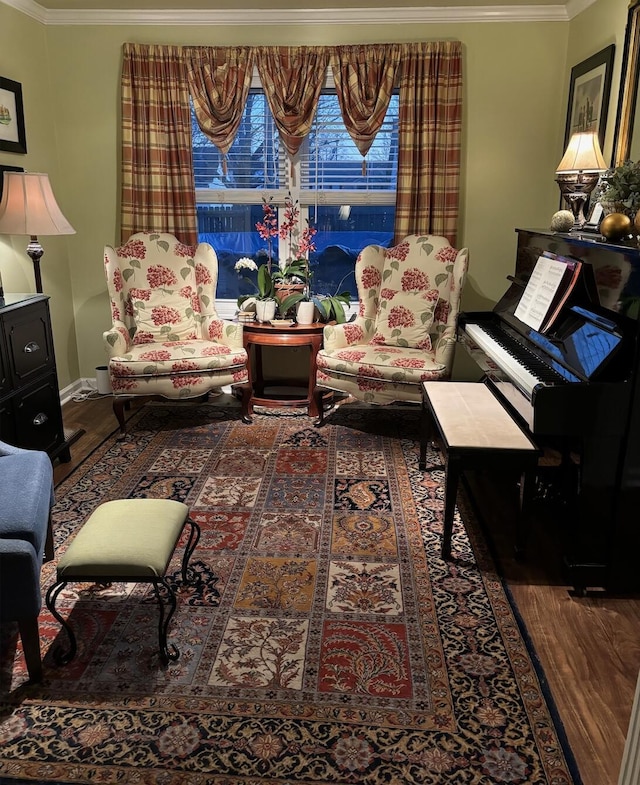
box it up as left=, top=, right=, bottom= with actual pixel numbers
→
left=275, top=283, right=306, bottom=304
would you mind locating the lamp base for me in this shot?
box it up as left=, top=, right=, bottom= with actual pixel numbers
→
left=555, top=171, right=600, bottom=229
left=26, top=236, right=44, bottom=293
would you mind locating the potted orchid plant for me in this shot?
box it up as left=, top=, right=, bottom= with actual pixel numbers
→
left=235, top=257, right=277, bottom=322
left=256, top=194, right=317, bottom=316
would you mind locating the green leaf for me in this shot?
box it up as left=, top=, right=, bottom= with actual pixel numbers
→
left=157, top=240, right=170, bottom=252
left=123, top=268, right=135, bottom=281
left=435, top=273, right=448, bottom=286
left=257, top=265, right=275, bottom=299
left=279, top=292, right=306, bottom=316
left=130, top=258, right=141, bottom=269
left=143, top=364, right=156, bottom=374
left=181, top=266, right=191, bottom=280
left=107, top=334, right=118, bottom=347
left=382, top=268, right=393, bottom=281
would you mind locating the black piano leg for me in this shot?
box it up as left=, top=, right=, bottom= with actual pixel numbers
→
left=515, top=468, right=535, bottom=560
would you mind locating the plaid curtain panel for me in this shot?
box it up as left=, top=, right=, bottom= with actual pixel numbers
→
left=121, top=43, right=198, bottom=245
left=255, top=46, right=330, bottom=157
left=396, top=41, right=463, bottom=246
left=186, top=46, right=256, bottom=175
left=120, top=41, right=463, bottom=249
left=330, top=43, right=401, bottom=172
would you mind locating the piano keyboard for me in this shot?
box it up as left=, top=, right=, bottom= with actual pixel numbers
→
left=464, top=322, right=565, bottom=398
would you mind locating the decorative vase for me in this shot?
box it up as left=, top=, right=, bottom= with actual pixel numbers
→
left=255, top=299, right=277, bottom=323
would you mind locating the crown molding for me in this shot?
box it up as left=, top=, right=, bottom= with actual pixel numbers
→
left=0, top=0, right=597, bottom=26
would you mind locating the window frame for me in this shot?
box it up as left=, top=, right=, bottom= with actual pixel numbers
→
left=193, top=67, right=397, bottom=316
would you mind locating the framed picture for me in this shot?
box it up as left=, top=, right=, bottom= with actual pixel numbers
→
left=0, top=164, right=23, bottom=200
left=563, top=44, right=615, bottom=151
left=0, top=76, right=27, bottom=154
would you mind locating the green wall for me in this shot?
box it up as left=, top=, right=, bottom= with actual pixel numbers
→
left=0, top=1, right=630, bottom=388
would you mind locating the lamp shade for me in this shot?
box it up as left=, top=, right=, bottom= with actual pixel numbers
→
left=0, top=172, right=75, bottom=236
left=556, top=131, right=607, bottom=173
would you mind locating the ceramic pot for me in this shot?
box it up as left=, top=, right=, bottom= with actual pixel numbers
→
left=255, top=299, right=277, bottom=323
left=296, top=301, right=316, bottom=325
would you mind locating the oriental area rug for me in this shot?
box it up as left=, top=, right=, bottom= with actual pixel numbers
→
left=0, top=402, right=581, bottom=785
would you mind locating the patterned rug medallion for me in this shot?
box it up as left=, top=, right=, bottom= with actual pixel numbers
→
left=0, top=403, right=580, bottom=784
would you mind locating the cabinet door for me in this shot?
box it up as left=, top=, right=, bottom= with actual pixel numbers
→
left=4, top=301, right=55, bottom=387
left=0, top=394, right=16, bottom=444
left=11, top=372, right=64, bottom=453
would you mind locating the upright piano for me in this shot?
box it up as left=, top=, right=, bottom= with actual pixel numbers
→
left=458, top=228, right=640, bottom=593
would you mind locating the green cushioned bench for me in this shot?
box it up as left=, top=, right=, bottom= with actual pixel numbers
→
left=46, top=498, right=201, bottom=666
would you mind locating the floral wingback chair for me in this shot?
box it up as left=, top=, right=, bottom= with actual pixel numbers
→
left=315, top=234, right=469, bottom=417
left=103, top=231, right=248, bottom=436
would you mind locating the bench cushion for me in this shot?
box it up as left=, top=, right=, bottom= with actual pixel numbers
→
left=423, top=381, right=538, bottom=453
left=57, top=499, right=189, bottom=579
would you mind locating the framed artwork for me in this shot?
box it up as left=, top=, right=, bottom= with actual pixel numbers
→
left=0, top=76, right=27, bottom=154
left=0, top=164, right=23, bottom=200
left=563, top=44, right=615, bottom=151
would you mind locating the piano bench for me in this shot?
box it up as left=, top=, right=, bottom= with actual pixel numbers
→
left=420, top=381, right=541, bottom=560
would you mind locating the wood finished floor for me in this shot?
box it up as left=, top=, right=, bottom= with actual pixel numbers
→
left=54, top=394, right=640, bottom=785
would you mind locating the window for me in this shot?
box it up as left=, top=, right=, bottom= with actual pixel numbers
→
left=192, top=81, right=398, bottom=304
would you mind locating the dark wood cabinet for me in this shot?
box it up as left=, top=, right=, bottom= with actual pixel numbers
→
left=0, top=294, right=69, bottom=461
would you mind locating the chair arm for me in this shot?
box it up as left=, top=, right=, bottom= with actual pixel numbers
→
left=203, top=317, right=244, bottom=349
left=0, top=440, right=30, bottom=458
left=103, top=322, right=132, bottom=357
left=323, top=317, right=375, bottom=350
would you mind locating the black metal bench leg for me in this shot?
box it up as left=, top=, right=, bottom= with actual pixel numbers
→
left=153, top=578, right=179, bottom=665
left=441, top=456, right=461, bottom=560
left=181, top=518, right=201, bottom=583
left=45, top=581, right=77, bottom=665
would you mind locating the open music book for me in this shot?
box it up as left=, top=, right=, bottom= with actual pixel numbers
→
left=514, top=252, right=582, bottom=333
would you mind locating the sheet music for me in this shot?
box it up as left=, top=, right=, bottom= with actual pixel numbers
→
left=514, top=255, right=574, bottom=331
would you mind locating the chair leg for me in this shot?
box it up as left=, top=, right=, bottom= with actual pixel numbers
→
left=313, top=386, right=329, bottom=427
left=113, top=398, right=128, bottom=439
left=18, top=616, right=42, bottom=682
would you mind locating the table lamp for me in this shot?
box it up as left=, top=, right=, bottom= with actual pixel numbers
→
left=555, top=131, right=607, bottom=228
left=0, top=171, right=75, bottom=293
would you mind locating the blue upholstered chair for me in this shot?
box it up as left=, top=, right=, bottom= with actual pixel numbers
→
left=0, top=441, right=55, bottom=683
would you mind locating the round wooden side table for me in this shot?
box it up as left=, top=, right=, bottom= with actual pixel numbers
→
left=235, top=320, right=326, bottom=423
